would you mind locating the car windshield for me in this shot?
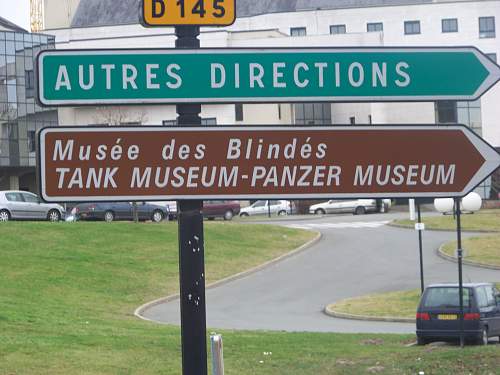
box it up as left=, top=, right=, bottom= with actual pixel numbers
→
left=423, top=287, right=471, bottom=308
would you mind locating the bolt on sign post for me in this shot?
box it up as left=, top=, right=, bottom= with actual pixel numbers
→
left=37, top=125, right=500, bottom=202
left=142, top=0, right=236, bottom=26
left=36, top=47, right=500, bottom=106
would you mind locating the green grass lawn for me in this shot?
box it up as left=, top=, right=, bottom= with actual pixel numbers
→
left=329, top=283, right=500, bottom=321
left=393, top=209, right=500, bottom=232
left=328, top=290, right=421, bottom=320
left=1, top=222, right=500, bottom=375
left=442, top=235, right=500, bottom=267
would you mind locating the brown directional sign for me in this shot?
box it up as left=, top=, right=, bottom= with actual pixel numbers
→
left=37, top=125, right=500, bottom=202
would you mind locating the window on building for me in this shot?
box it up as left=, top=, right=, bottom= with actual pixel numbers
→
left=290, top=27, right=306, bottom=36
left=442, top=18, right=458, bottom=33
left=457, top=100, right=482, bottom=136
left=235, top=104, right=244, bottom=121
left=435, top=101, right=457, bottom=123
left=330, top=24, right=346, bottom=35
left=435, top=100, right=482, bottom=136
left=201, top=118, right=217, bottom=125
left=294, top=103, right=331, bottom=125
left=367, top=22, right=383, bottom=32
left=479, top=16, right=496, bottom=38
left=162, top=120, right=178, bottom=126
left=27, top=130, right=35, bottom=152
left=368, top=115, right=373, bottom=124
left=25, top=70, right=34, bottom=98
left=486, top=53, right=497, bottom=62
left=404, top=21, right=421, bottom=35
left=349, top=116, right=356, bottom=125
left=162, top=118, right=216, bottom=126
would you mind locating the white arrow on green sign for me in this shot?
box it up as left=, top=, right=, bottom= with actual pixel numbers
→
left=37, top=47, right=500, bottom=106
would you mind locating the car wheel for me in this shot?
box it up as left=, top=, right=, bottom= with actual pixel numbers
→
left=478, top=327, right=488, bottom=345
left=240, top=212, right=249, bottom=217
left=104, top=211, right=115, bottom=222
left=223, top=210, right=234, bottom=221
left=278, top=210, right=287, bottom=216
left=315, top=208, right=326, bottom=215
left=354, top=206, right=366, bottom=215
left=152, top=210, right=164, bottom=223
left=47, top=209, right=61, bottom=222
left=0, top=209, right=10, bottom=222
left=416, top=336, right=427, bottom=346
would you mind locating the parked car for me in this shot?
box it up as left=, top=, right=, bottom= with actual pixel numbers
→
left=416, top=283, right=500, bottom=345
left=150, top=201, right=177, bottom=220
left=309, top=199, right=391, bottom=215
left=73, top=201, right=169, bottom=222
left=239, top=200, right=292, bottom=217
left=203, top=200, right=240, bottom=220
left=0, top=190, right=65, bottom=222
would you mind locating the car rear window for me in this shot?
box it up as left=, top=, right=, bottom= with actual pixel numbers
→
left=423, top=287, right=471, bottom=308
left=5, top=193, right=24, bottom=202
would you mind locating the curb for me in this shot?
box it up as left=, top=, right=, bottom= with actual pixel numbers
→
left=437, top=243, right=500, bottom=271
left=239, top=214, right=328, bottom=224
left=134, top=230, right=323, bottom=323
left=387, top=222, right=499, bottom=234
left=323, top=304, right=415, bottom=323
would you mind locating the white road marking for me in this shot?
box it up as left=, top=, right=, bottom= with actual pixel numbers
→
left=286, top=220, right=390, bottom=230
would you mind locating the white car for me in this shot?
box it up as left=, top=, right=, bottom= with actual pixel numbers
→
left=0, top=190, right=65, bottom=222
left=309, top=199, right=391, bottom=215
left=240, top=200, right=292, bottom=217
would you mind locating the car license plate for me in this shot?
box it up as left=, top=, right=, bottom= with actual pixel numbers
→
left=438, top=314, right=457, bottom=320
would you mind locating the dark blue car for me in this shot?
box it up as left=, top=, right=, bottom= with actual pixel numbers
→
left=416, top=283, right=500, bottom=345
left=73, top=202, right=169, bottom=223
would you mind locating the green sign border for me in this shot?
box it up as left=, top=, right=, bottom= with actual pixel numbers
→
left=36, top=46, right=500, bottom=107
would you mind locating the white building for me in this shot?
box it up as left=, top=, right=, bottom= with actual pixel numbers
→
left=40, top=0, right=500, bottom=196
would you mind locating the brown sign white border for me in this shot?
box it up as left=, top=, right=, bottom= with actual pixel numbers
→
left=37, top=125, right=500, bottom=203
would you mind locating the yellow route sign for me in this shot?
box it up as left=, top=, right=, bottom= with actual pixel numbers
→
left=142, top=0, right=236, bottom=26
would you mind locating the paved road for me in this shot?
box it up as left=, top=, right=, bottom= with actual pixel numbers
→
left=142, top=212, right=499, bottom=333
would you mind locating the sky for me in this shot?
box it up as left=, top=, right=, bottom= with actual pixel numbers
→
left=0, top=0, right=30, bottom=31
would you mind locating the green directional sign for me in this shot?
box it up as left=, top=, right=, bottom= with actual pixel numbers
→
left=37, top=47, right=500, bottom=106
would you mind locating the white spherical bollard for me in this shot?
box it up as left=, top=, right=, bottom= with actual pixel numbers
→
left=461, top=192, right=482, bottom=212
left=434, top=198, right=454, bottom=214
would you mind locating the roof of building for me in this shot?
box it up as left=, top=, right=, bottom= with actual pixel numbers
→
left=71, top=0, right=441, bottom=28
left=0, top=15, right=29, bottom=33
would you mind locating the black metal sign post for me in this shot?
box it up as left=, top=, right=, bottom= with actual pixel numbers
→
left=416, top=201, right=425, bottom=294
left=455, top=198, right=465, bottom=348
left=175, top=25, right=208, bottom=375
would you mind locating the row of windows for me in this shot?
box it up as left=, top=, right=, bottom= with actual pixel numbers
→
left=0, top=133, right=38, bottom=153
left=290, top=16, right=496, bottom=38
left=162, top=118, right=217, bottom=126
left=138, top=101, right=483, bottom=132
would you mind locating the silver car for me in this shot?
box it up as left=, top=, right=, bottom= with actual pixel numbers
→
left=0, top=191, right=65, bottom=222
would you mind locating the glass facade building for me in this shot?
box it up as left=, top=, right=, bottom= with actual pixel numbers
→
left=435, top=100, right=492, bottom=198
left=0, top=30, right=58, bottom=192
